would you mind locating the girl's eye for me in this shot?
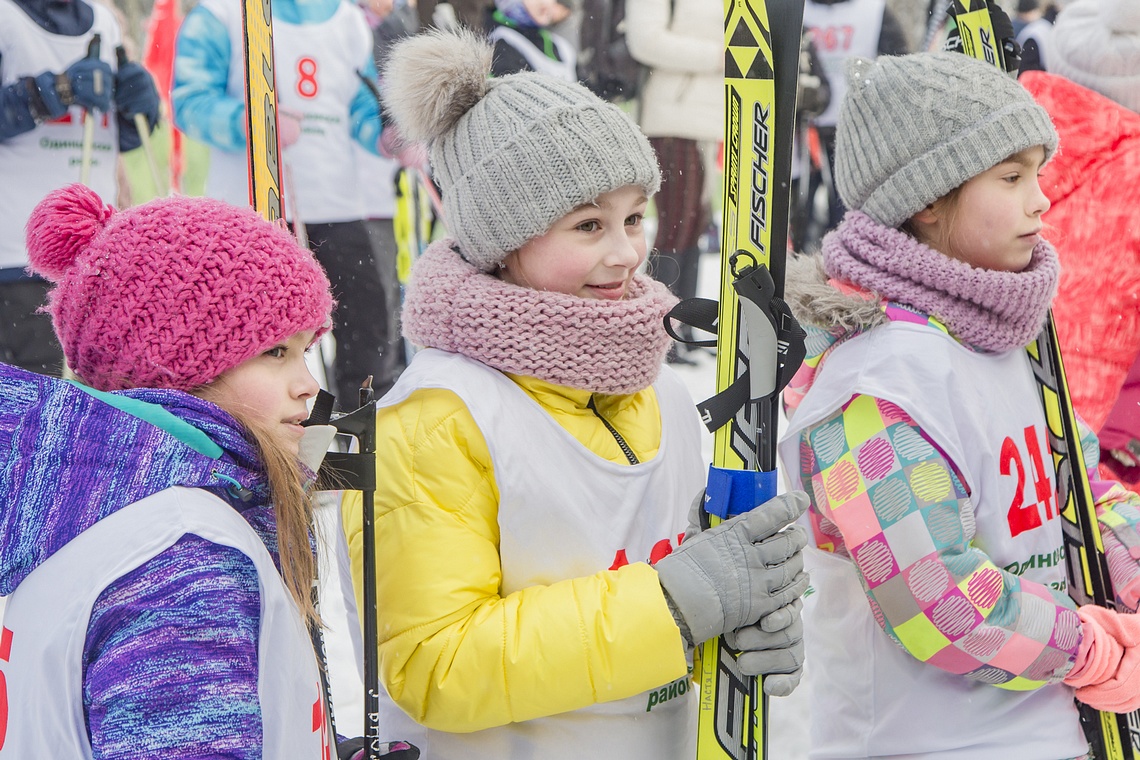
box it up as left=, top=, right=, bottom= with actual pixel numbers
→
left=1003, top=173, right=1020, bottom=184
left=576, top=220, right=600, bottom=232
left=265, top=346, right=287, bottom=358
left=625, top=213, right=643, bottom=226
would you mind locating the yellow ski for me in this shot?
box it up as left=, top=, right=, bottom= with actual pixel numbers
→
left=695, top=0, right=804, bottom=757
left=241, top=0, right=283, bottom=221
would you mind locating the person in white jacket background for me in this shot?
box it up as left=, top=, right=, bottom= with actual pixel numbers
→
left=625, top=0, right=721, bottom=362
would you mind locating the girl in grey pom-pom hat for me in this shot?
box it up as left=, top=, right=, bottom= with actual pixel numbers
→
left=342, top=27, right=811, bottom=759
left=778, top=50, right=1140, bottom=759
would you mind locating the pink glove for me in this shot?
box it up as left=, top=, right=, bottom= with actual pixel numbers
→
left=1064, top=605, right=1140, bottom=713
left=378, top=126, right=428, bottom=171
left=279, top=108, right=303, bottom=148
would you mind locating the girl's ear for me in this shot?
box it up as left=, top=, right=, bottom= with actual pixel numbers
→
left=911, top=204, right=939, bottom=225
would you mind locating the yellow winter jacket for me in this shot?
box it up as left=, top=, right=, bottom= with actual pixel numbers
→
left=341, top=373, right=690, bottom=733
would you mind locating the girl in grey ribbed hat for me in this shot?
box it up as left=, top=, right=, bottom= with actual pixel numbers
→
left=348, top=27, right=811, bottom=759
left=381, top=27, right=661, bottom=272
left=776, top=51, right=1140, bottom=759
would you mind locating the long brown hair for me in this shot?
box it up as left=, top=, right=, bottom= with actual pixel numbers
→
left=238, top=414, right=322, bottom=627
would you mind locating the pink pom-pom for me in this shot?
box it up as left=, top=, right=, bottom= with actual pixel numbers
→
left=25, top=184, right=115, bottom=281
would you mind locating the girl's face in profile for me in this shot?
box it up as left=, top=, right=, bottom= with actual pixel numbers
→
left=911, top=145, right=1051, bottom=273
left=194, top=330, right=320, bottom=455
left=500, top=184, right=649, bottom=300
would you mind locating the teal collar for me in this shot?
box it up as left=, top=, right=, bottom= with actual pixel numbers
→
left=67, top=381, right=224, bottom=459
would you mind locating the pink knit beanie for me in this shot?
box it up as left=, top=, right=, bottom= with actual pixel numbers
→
left=25, top=184, right=334, bottom=392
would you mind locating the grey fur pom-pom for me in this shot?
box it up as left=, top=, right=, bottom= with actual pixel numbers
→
left=380, top=28, right=493, bottom=145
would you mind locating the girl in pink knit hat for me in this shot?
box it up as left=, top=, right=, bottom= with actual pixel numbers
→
left=339, top=29, right=809, bottom=759
left=0, top=184, right=416, bottom=759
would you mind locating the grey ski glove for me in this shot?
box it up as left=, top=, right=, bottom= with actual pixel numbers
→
left=656, top=491, right=810, bottom=649
left=725, top=598, right=805, bottom=696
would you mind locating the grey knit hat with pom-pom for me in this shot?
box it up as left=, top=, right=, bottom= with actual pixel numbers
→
left=834, top=52, right=1057, bottom=228
left=381, top=29, right=660, bottom=271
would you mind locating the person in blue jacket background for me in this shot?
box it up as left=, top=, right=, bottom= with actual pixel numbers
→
left=173, top=0, right=409, bottom=403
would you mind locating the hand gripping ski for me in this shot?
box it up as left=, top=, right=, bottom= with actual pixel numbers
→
left=664, top=1, right=805, bottom=756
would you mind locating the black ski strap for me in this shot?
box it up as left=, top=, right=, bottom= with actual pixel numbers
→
left=302, top=389, right=336, bottom=427
left=676, top=257, right=806, bottom=433
left=663, top=297, right=719, bottom=347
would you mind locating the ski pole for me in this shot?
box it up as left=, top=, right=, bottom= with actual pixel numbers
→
left=415, top=168, right=443, bottom=219
left=311, top=379, right=381, bottom=759
left=282, top=159, right=336, bottom=390
left=302, top=390, right=345, bottom=756
left=357, top=379, right=381, bottom=760
left=283, top=159, right=308, bottom=248
left=115, top=46, right=166, bottom=196
left=79, top=34, right=102, bottom=186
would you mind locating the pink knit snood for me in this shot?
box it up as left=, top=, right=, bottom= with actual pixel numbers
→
left=823, top=212, right=1060, bottom=353
left=402, top=240, right=678, bottom=394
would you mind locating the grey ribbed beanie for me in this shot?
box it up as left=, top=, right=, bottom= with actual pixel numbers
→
left=834, top=52, right=1058, bottom=228
left=380, top=28, right=661, bottom=271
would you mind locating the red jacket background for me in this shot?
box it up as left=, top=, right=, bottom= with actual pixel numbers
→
left=1022, top=71, right=1140, bottom=480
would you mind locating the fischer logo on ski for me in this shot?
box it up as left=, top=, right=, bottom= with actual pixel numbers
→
left=667, top=1, right=806, bottom=758
left=950, top=0, right=1000, bottom=67
left=748, top=104, right=771, bottom=252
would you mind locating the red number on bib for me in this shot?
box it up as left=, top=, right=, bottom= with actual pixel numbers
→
left=1002, top=425, right=1055, bottom=537
left=810, top=25, right=855, bottom=53
left=648, top=539, right=674, bottom=565
left=1024, top=426, right=1056, bottom=520
left=296, top=57, right=319, bottom=99
left=609, top=534, right=686, bottom=570
left=313, top=690, right=330, bottom=759
left=0, top=627, right=12, bottom=750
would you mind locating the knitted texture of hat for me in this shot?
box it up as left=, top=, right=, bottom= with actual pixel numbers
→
left=822, top=211, right=1059, bottom=353
left=834, top=52, right=1058, bottom=228
left=1051, top=0, right=1140, bottom=112
left=381, top=28, right=660, bottom=272
left=402, top=240, right=677, bottom=394
left=25, top=184, right=334, bottom=392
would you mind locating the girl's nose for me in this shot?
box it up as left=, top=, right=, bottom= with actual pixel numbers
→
left=607, top=233, right=644, bottom=271
left=1029, top=177, right=1051, bottom=216
left=295, top=364, right=320, bottom=400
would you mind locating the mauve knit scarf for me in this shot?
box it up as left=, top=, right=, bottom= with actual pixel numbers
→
left=402, top=240, right=678, bottom=394
left=823, top=211, right=1060, bottom=353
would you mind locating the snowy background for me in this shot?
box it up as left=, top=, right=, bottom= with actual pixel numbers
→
left=313, top=249, right=814, bottom=757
